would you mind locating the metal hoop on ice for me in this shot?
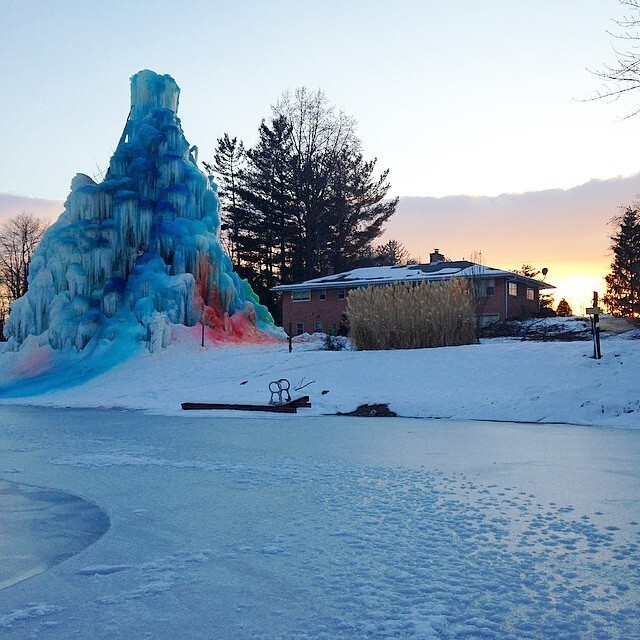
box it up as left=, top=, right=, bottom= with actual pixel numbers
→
left=269, top=379, right=291, bottom=406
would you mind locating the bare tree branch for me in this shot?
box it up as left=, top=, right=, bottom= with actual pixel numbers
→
left=588, top=0, right=640, bottom=118
left=0, top=211, right=49, bottom=302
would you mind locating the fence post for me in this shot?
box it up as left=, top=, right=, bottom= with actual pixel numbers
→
left=586, top=292, right=602, bottom=360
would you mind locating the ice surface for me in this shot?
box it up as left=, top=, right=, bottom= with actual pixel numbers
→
left=4, top=70, right=282, bottom=365
left=0, top=480, right=109, bottom=590
left=0, top=407, right=639, bottom=639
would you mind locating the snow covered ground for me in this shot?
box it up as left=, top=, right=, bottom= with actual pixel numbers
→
left=0, top=407, right=639, bottom=639
left=1, top=324, right=638, bottom=428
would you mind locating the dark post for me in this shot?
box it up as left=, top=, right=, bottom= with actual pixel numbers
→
left=288, top=323, right=293, bottom=353
left=592, top=292, right=602, bottom=360
left=201, top=321, right=205, bottom=348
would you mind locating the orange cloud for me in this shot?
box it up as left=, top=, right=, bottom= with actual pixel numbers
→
left=384, top=174, right=640, bottom=314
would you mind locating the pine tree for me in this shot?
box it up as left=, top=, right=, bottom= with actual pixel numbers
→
left=276, top=87, right=360, bottom=281
left=604, top=206, right=640, bottom=316
left=203, top=134, right=245, bottom=263
left=514, top=264, right=540, bottom=278
left=219, top=87, right=397, bottom=307
left=236, top=116, right=296, bottom=313
left=556, top=298, right=573, bottom=317
left=324, top=148, right=397, bottom=274
left=371, top=239, right=410, bottom=266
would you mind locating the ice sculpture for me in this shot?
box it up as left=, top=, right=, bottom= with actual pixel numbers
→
left=4, top=70, right=283, bottom=354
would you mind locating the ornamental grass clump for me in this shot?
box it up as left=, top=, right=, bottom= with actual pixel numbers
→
left=346, top=279, right=476, bottom=350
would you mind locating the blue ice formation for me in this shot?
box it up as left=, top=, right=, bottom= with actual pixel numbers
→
left=5, top=70, right=282, bottom=353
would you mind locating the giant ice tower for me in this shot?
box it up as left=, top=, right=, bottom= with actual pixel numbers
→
left=5, top=70, right=281, bottom=352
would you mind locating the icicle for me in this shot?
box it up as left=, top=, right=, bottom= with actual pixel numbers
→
left=66, top=263, right=87, bottom=299
left=147, top=311, right=171, bottom=352
left=3, top=69, right=283, bottom=354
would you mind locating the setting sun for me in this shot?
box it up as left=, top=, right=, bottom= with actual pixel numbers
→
left=548, top=270, right=608, bottom=316
left=496, top=259, right=610, bottom=317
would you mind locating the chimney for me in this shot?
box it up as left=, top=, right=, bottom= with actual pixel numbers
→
left=429, top=249, right=445, bottom=264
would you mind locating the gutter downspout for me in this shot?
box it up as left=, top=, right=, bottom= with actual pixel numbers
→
left=505, top=279, right=509, bottom=320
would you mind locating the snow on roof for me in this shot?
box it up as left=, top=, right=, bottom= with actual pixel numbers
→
left=272, top=261, right=554, bottom=291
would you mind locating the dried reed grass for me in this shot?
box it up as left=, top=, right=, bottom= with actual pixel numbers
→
left=346, top=279, right=476, bottom=350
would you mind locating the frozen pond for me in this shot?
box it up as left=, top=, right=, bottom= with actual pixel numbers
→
left=0, top=480, right=109, bottom=590
left=0, top=406, right=639, bottom=639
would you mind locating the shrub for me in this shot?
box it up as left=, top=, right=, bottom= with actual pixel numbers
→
left=322, top=335, right=347, bottom=351
left=346, top=279, right=476, bottom=350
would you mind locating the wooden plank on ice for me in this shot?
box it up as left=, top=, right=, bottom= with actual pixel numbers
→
left=181, top=396, right=311, bottom=413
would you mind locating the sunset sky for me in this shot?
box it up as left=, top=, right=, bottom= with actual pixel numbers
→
left=2, top=0, right=640, bottom=314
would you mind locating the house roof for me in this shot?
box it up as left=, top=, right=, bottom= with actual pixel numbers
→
left=271, top=260, right=555, bottom=292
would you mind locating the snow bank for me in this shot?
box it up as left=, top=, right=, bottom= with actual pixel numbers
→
left=1, top=329, right=638, bottom=428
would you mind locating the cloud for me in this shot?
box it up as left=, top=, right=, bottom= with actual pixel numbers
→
left=385, top=174, right=640, bottom=267
left=0, top=193, right=63, bottom=223
left=6, top=173, right=640, bottom=265
left=4, top=174, right=639, bottom=311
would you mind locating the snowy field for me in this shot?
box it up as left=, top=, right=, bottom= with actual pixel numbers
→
left=1, top=326, right=639, bottom=428
left=0, top=406, right=639, bottom=639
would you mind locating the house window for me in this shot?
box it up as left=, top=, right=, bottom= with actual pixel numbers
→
left=337, top=288, right=346, bottom=299
left=319, top=288, right=327, bottom=301
left=477, top=279, right=496, bottom=297
left=292, top=289, right=311, bottom=302
left=296, top=322, right=304, bottom=335
left=314, top=320, right=323, bottom=332
left=527, top=288, right=535, bottom=301
left=508, top=282, right=518, bottom=297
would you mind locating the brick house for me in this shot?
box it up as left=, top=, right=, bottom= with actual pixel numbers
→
left=272, top=250, right=554, bottom=335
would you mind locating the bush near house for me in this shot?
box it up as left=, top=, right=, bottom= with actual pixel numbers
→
left=346, top=280, right=476, bottom=350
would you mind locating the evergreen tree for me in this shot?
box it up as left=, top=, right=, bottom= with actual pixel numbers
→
left=227, top=88, right=398, bottom=284
left=236, top=116, right=296, bottom=313
left=203, top=134, right=245, bottom=263
left=364, top=239, right=410, bottom=266
left=604, top=206, right=640, bottom=316
left=556, top=298, right=573, bottom=317
left=276, top=87, right=360, bottom=281
left=324, top=147, right=398, bottom=274
left=216, top=87, right=397, bottom=317
left=514, top=264, right=540, bottom=278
